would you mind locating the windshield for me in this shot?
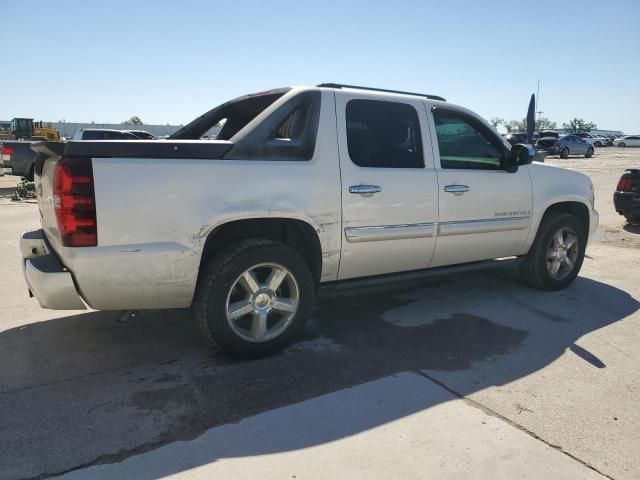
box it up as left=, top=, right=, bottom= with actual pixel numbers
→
left=169, top=88, right=290, bottom=140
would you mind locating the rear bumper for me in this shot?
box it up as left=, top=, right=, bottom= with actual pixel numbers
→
left=614, top=192, right=640, bottom=218
left=20, top=229, right=86, bottom=310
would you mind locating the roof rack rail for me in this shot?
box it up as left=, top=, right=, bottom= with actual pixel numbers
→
left=317, top=83, right=446, bottom=102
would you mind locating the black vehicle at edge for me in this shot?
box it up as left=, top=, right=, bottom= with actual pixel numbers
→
left=614, top=169, right=640, bottom=224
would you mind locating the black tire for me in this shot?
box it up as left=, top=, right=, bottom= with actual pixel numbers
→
left=560, top=148, right=569, bottom=159
left=585, top=147, right=594, bottom=158
left=618, top=142, right=626, bottom=148
left=519, top=212, right=586, bottom=290
left=594, top=141, right=601, bottom=147
left=194, top=238, right=315, bottom=358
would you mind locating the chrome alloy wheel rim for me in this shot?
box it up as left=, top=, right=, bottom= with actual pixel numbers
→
left=546, top=227, right=579, bottom=280
left=225, top=263, right=300, bottom=342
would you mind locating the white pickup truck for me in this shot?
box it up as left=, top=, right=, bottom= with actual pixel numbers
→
left=21, top=84, right=598, bottom=357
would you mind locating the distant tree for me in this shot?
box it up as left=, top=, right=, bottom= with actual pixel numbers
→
left=505, top=119, right=527, bottom=133
left=489, top=117, right=504, bottom=128
left=536, top=117, right=557, bottom=130
left=122, top=116, right=143, bottom=125
left=504, top=117, right=557, bottom=133
left=562, top=118, right=596, bottom=133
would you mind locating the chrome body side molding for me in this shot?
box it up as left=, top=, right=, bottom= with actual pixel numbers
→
left=345, top=223, right=435, bottom=243
left=438, top=216, right=530, bottom=237
left=344, top=216, right=530, bottom=243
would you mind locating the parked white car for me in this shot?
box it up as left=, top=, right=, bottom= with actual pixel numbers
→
left=575, top=132, right=609, bottom=147
left=613, top=135, right=640, bottom=147
left=21, top=83, right=598, bottom=357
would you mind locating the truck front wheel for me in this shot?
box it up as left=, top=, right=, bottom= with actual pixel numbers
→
left=194, top=238, right=315, bottom=358
left=519, top=212, right=586, bottom=290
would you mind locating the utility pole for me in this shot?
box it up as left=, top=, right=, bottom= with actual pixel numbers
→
left=535, top=80, right=544, bottom=129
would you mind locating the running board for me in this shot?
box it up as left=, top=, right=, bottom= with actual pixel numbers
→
left=319, top=257, right=523, bottom=295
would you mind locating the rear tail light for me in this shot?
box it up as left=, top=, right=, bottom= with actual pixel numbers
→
left=53, top=156, right=97, bottom=247
left=1, top=145, right=15, bottom=156
left=616, top=176, right=632, bottom=192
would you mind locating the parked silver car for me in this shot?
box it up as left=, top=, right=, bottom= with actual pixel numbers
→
left=537, top=134, right=594, bottom=158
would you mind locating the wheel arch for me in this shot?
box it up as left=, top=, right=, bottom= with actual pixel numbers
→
left=197, top=217, right=324, bottom=288
left=523, top=199, right=591, bottom=255
left=542, top=201, right=590, bottom=234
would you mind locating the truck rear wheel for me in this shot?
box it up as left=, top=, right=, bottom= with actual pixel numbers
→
left=194, top=238, right=315, bottom=358
left=519, top=212, right=586, bottom=290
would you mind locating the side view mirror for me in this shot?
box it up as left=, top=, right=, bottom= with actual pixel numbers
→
left=505, top=143, right=535, bottom=172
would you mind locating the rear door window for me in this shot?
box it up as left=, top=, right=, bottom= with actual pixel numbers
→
left=345, top=99, right=423, bottom=168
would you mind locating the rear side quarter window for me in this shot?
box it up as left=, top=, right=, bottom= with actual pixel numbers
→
left=224, top=90, right=321, bottom=161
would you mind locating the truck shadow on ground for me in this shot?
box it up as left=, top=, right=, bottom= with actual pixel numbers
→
left=0, top=269, right=637, bottom=479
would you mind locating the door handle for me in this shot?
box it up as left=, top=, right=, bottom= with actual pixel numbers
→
left=349, top=185, right=382, bottom=196
left=444, top=184, right=470, bottom=193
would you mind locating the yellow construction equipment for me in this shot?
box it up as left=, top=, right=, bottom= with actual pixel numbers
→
left=1, top=118, right=60, bottom=141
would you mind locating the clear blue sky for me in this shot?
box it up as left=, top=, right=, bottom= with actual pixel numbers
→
left=3, top=0, right=639, bottom=132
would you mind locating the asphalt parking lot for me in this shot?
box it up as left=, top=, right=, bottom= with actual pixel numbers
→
left=1, top=148, right=639, bottom=480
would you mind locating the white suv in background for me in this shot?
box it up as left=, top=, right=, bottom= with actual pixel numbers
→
left=614, top=136, right=640, bottom=147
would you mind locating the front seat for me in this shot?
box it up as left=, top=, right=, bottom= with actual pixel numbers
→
left=370, top=122, right=420, bottom=168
